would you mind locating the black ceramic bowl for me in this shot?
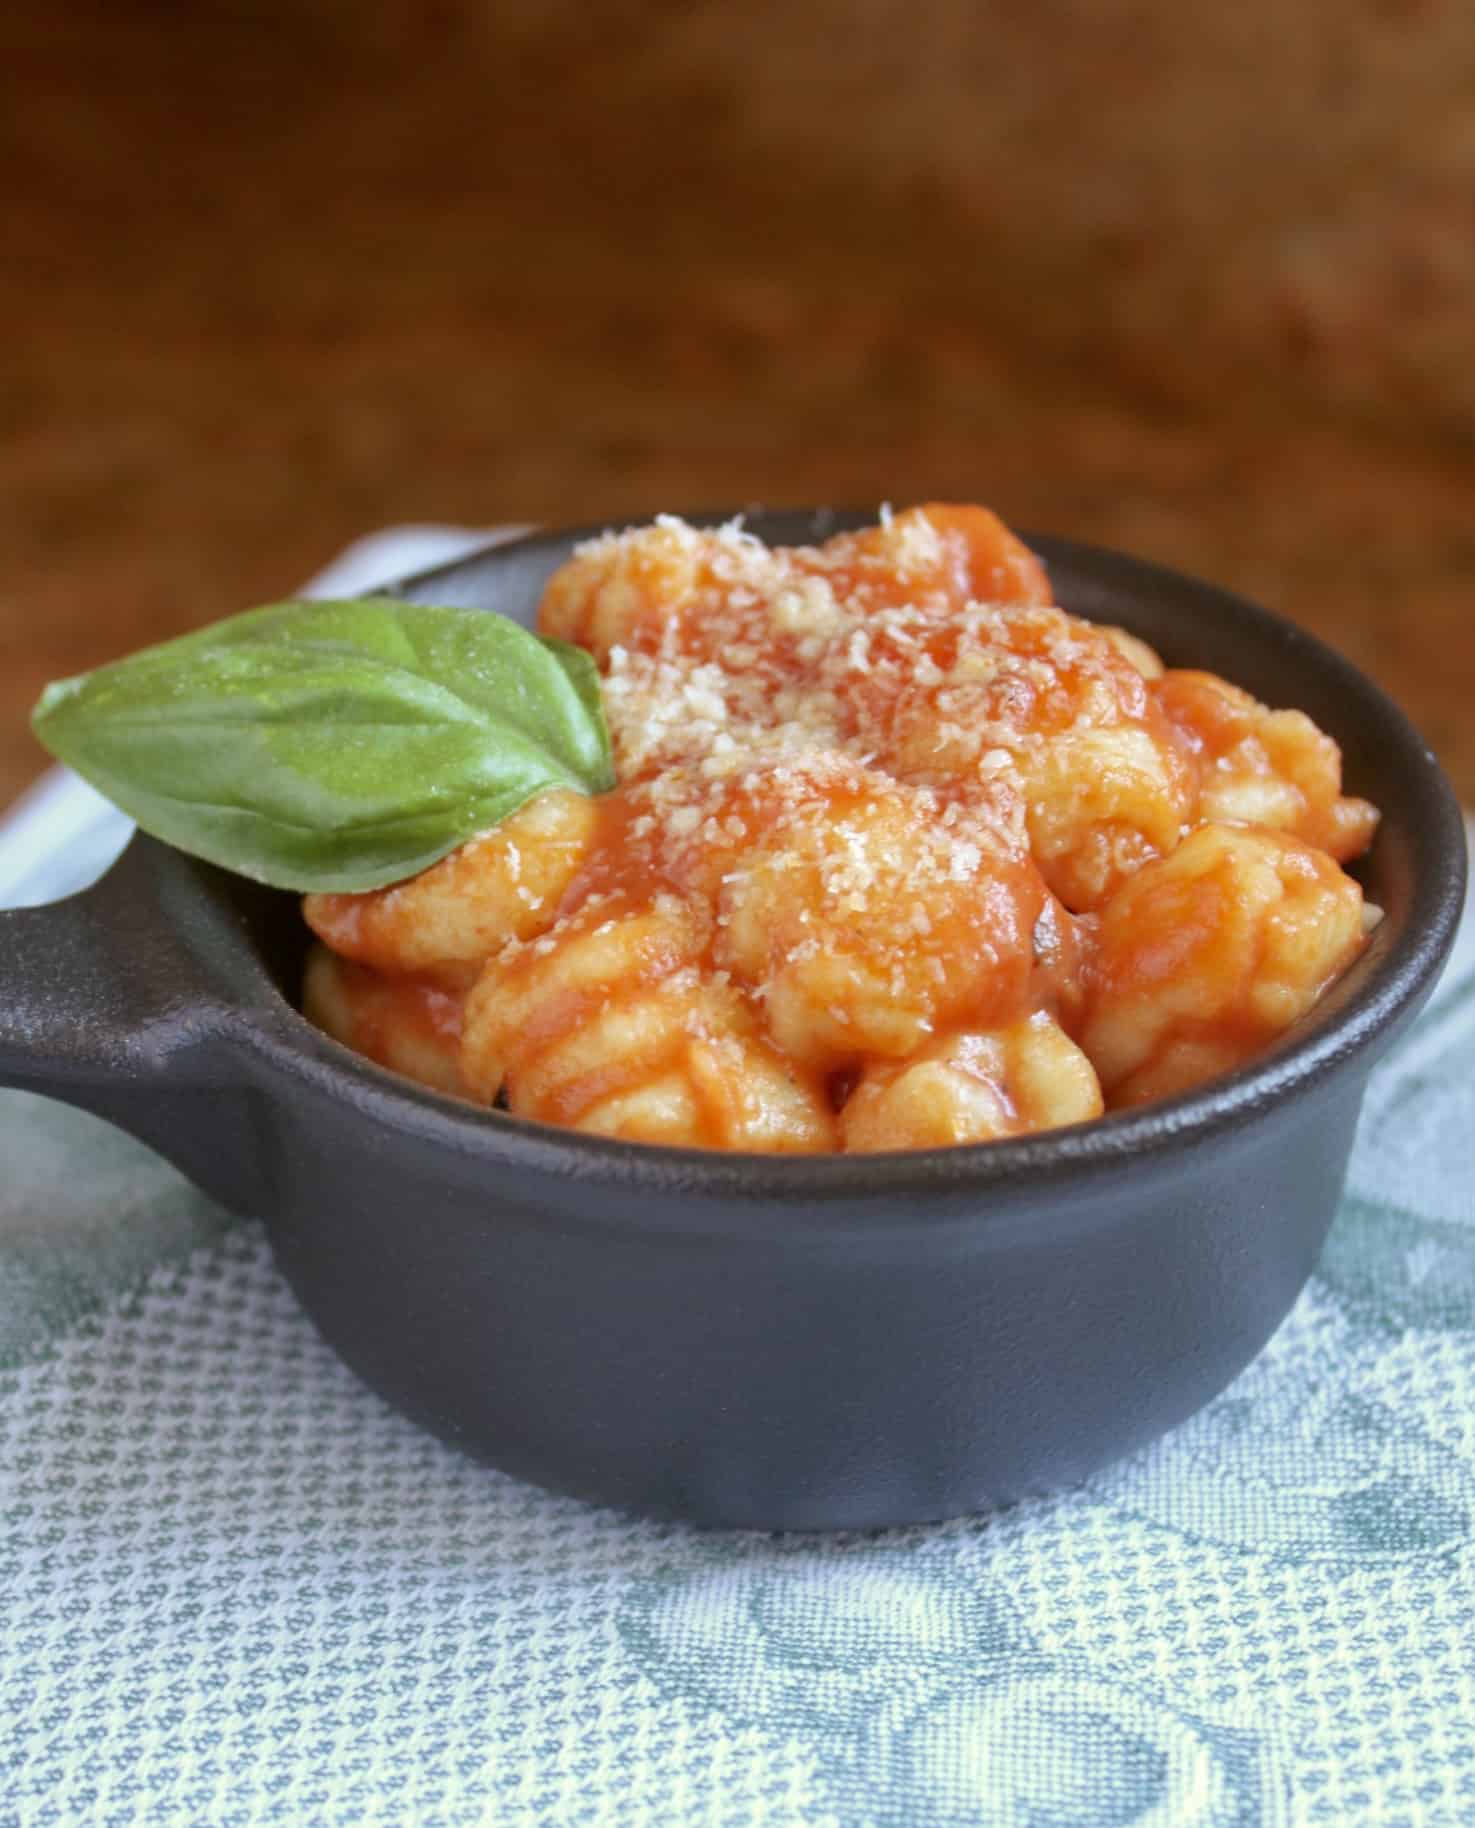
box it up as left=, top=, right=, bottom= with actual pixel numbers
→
left=0, top=513, right=1464, bottom=1530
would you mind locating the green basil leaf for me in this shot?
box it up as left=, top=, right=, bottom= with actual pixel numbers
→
left=31, top=597, right=616, bottom=893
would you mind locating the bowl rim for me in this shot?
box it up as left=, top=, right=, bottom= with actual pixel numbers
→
left=237, top=514, right=1468, bottom=1212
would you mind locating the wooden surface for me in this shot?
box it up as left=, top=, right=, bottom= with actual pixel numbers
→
left=4, top=1, right=1473, bottom=808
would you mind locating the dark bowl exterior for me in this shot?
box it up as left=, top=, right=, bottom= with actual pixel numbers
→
left=256, top=1044, right=1366, bottom=1529
left=0, top=512, right=1464, bottom=1528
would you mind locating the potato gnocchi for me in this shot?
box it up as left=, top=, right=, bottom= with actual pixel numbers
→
left=303, top=505, right=1379, bottom=1152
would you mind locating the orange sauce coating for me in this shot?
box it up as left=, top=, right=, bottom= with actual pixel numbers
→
left=304, top=505, right=1379, bottom=1151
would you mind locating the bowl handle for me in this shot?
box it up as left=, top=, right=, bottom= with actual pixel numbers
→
left=0, top=846, right=194, bottom=1088
left=0, top=842, right=273, bottom=1213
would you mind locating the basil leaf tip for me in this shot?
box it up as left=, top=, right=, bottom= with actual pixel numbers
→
left=31, top=596, right=616, bottom=893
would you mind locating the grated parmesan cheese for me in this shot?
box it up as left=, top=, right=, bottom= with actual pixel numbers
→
left=520, top=509, right=1181, bottom=1058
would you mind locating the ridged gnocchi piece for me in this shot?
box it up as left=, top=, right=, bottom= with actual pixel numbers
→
left=1080, top=823, right=1367, bottom=1107
left=859, top=601, right=1195, bottom=911
left=715, top=776, right=1043, bottom=1069
left=1155, top=669, right=1378, bottom=863
left=841, top=1015, right=1104, bottom=1151
left=537, top=516, right=708, bottom=661
left=814, top=503, right=1053, bottom=610
left=852, top=598, right=1155, bottom=767
left=303, top=788, right=596, bottom=979
left=461, top=899, right=834, bottom=1150
left=303, top=944, right=467, bottom=1097
left=1015, top=718, right=1197, bottom=911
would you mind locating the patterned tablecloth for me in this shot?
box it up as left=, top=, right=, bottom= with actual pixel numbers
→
left=2, top=532, right=1473, bottom=1828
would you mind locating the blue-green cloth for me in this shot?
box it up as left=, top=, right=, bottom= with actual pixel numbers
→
left=4, top=541, right=1473, bottom=1825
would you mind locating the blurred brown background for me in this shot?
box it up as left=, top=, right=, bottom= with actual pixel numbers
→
left=4, top=0, right=1473, bottom=806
